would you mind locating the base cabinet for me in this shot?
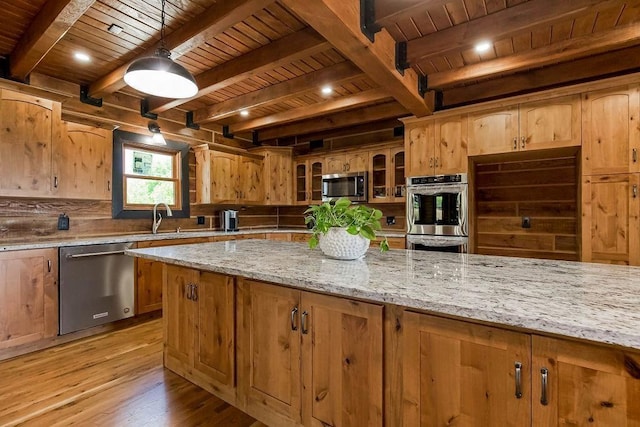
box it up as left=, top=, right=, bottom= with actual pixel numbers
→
left=0, top=249, right=58, bottom=350
left=164, top=265, right=236, bottom=403
left=401, top=311, right=640, bottom=426
left=237, top=279, right=383, bottom=427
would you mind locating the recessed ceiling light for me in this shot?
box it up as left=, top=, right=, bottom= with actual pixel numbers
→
left=475, top=41, right=492, bottom=53
left=321, top=85, right=333, bottom=95
left=240, top=109, right=249, bottom=117
left=74, top=52, right=91, bottom=62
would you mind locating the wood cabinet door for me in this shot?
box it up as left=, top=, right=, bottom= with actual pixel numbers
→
left=402, top=312, right=531, bottom=427
left=346, top=151, right=368, bottom=172
left=294, top=160, right=309, bottom=205
left=301, top=292, right=383, bottom=427
left=264, top=149, right=293, bottom=205
left=211, top=151, right=239, bottom=203
left=164, top=265, right=197, bottom=367
left=324, top=154, right=346, bottom=174
left=309, top=159, right=324, bottom=203
left=237, top=279, right=302, bottom=425
left=0, top=90, right=60, bottom=197
left=406, top=122, right=435, bottom=177
left=582, top=85, right=640, bottom=175
left=194, top=272, right=235, bottom=399
left=532, top=335, right=640, bottom=426
left=54, top=122, right=112, bottom=199
left=390, top=147, right=406, bottom=202
left=581, top=174, right=640, bottom=265
left=369, top=149, right=390, bottom=202
left=520, top=95, right=581, bottom=152
left=435, top=114, right=468, bottom=174
left=0, top=249, right=57, bottom=350
left=239, top=156, right=263, bottom=204
left=468, top=106, right=519, bottom=156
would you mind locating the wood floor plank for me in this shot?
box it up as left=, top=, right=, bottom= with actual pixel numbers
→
left=0, top=318, right=262, bottom=427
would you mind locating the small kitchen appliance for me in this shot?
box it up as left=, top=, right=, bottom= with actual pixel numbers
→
left=220, top=209, right=239, bottom=232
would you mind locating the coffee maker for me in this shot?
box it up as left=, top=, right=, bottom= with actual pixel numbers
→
left=220, top=210, right=239, bottom=232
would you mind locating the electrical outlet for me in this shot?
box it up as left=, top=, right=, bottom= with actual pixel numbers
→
left=58, top=213, right=70, bottom=230
left=521, top=216, right=531, bottom=229
left=197, top=216, right=205, bottom=225
left=386, top=216, right=396, bottom=226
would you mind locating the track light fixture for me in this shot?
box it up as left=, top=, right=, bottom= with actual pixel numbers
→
left=124, top=0, right=198, bottom=99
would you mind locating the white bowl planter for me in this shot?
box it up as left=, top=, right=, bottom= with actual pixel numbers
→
left=318, top=227, right=370, bottom=260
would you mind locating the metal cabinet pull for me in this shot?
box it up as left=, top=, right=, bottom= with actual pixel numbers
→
left=513, top=137, right=518, bottom=150
left=107, top=180, right=111, bottom=191
left=435, top=157, right=439, bottom=168
left=54, top=176, right=58, bottom=188
left=429, top=157, right=434, bottom=168
left=634, top=148, right=638, bottom=163
left=291, top=307, right=298, bottom=331
left=192, top=284, right=198, bottom=301
left=47, top=259, right=52, bottom=273
left=301, top=311, right=309, bottom=334
left=540, top=368, right=549, bottom=406
left=515, top=362, right=523, bottom=399
left=521, top=136, right=526, bottom=149
left=185, top=284, right=192, bottom=300
left=633, top=185, right=638, bottom=199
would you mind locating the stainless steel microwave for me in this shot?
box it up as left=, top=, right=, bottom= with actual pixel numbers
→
left=322, top=172, right=368, bottom=202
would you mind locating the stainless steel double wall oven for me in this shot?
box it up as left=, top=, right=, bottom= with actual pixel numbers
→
left=406, top=173, right=469, bottom=252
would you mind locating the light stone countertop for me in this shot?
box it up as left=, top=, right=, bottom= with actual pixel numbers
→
left=0, top=229, right=406, bottom=252
left=126, top=239, right=640, bottom=351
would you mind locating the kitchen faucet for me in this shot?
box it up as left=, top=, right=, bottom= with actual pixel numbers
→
left=152, top=202, right=173, bottom=234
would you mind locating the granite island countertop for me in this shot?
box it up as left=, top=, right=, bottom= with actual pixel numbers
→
left=127, top=239, right=640, bottom=351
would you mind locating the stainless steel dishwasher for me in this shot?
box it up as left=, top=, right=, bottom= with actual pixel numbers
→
left=59, top=242, right=135, bottom=335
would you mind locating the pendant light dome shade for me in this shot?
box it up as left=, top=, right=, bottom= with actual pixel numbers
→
left=124, top=48, right=198, bottom=99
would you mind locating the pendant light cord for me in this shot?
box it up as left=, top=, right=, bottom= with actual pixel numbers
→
left=160, top=0, right=166, bottom=50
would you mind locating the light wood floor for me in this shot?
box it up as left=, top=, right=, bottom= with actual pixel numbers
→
left=0, top=319, right=265, bottom=427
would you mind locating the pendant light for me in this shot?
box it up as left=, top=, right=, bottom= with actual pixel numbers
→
left=124, top=0, right=198, bottom=99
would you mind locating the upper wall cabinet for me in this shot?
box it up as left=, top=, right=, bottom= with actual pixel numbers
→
left=369, top=147, right=405, bottom=203
left=324, top=151, right=367, bottom=174
left=249, top=147, right=293, bottom=206
left=0, top=89, right=61, bottom=197
left=468, top=95, right=581, bottom=156
left=582, top=85, right=640, bottom=175
left=195, top=147, right=264, bottom=205
left=294, top=157, right=323, bottom=205
left=54, top=122, right=112, bottom=200
left=406, top=114, right=468, bottom=177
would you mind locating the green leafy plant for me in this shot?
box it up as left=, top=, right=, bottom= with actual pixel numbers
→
left=304, top=198, right=389, bottom=252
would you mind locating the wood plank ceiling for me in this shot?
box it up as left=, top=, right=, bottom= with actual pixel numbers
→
left=1, top=0, right=639, bottom=146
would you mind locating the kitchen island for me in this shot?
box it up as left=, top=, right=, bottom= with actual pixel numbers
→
left=127, top=240, right=640, bottom=426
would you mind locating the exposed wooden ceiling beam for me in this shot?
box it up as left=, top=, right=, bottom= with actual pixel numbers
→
left=374, top=0, right=451, bottom=28
left=147, top=27, right=331, bottom=113
left=442, top=45, right=640, bottom=107
left=257, top=101, right=409, bottom=140
left=280, top=0, right=433, bottom=117
left=193, top=62, right=364, bottom=123
left=429, top=22, right=640, bottom=89
left=407, top=0, right=620, bottom=65
left=288, top=118, right=403, bottom=144
left=229, top=89, right=391, bottom=133
left=9, top=0, right=96, bottom=81
left=87, top=0, right=274, bottom=98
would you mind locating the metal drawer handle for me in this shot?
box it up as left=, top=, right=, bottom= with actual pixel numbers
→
left=185, top=283, right=192, bottom=300
left=540, top=368, right=549, bottom=406
left=515, top=362, right=523, bottom=399
left=521, top=136, right=526, bottom=149
left=47, top=259, right=52, bottom=273
left=633, top=185, right=638, bottom=199
left=192, top=284, right=198, bottom=302
left=291, top=307, right=298, bottom=331
left=513, top=137, right=518, bottom=150
left=66, top=250, right=126, bottom=259
left=429, top=157, right=433, bottom=168
left=301, top=311, right=309, bottom=334
left=54, top=176, right=58, bottom=188
left=633, top=148, right=638, bottom=163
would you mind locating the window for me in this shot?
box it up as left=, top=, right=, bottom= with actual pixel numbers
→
left=112, top=129, right=190, bottom=219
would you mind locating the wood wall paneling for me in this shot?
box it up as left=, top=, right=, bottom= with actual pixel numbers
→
left=474, top=155, right=579, bottom=261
